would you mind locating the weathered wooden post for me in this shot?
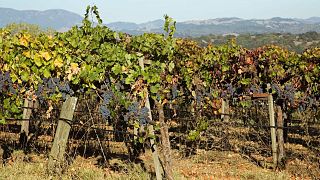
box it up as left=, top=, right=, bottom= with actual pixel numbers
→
left=20, top=98, right=33, bottom=149
left=48, top=96, right=77, bottom=174
left=268, top=94, right=278, bottom=168
left=139, top=58, right=163, bottom=180
left=221, top=99, right=230, bottom=122
left=276, top=105, right=285, bottom=168
left=156, top=101, right=173, bottom=180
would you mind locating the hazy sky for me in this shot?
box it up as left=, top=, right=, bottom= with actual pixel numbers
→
left=0, top=0, right=319, bottom=23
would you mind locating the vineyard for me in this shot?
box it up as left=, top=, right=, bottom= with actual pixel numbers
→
left=0, top=6, right=319, bottom=179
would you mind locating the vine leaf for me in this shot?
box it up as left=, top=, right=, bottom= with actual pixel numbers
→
left=168, top=62, right=175, bottom=73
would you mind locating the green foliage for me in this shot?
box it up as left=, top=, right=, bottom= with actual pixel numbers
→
left=4, top=23, right=55, bottom=36
left=187, top=118, right=209, bottom=141
left=0, top=6, right=319, bottom=142
left=194, top=32, right=320, bottom=53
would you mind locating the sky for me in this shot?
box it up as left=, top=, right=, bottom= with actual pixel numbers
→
left=0, top=0, right=319, bottom=23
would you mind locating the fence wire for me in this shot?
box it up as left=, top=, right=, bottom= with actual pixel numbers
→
left=0, top=96, right=319, bottom=178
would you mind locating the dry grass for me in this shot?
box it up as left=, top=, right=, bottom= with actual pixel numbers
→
left=0, top=149, right=317, bottom=180
left=172, top=150, right=290, bottom=180
left=0, top=150, right=150, bottom=180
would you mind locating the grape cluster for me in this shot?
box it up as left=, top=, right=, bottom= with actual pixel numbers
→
left=283, top=84, right=295, bottom=105
left=0, top=74, right=3, bottom=93
left=297, top=103, right=307, bottom=112
left=58, top=81, right=74, bottom=99
left=100, top=105, right=111, bottom=119
left=35, top=83, right=44, bottom=101
left=225, top=83, right=235, bottom=96
left=0, top=71, right=14, bottom=94
left=125, top=102, right=139, bottom=123
left=172, top=84, right=178, bottom=99
left=48, top=78, right=60, bottom=92
left=99, top=90, right=114, bottom=119
left=139, top=107, right=150, bottom=125
left=101, top=91, right=113, bottom=105
left=33, top=78, right=76, bottom=101
left=126, top=102, right=150, bottom=125
left=249, top=85, right=263, bottom=94
left=196, top=90, right=202, bottom=104
left=128, top=102, right=139, bottom=114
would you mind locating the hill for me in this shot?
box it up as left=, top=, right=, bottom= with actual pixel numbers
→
left=1, top=7, right=320, bottom=37
left=107, top=17, right=320, bottom=37
left=0, top=8, right=83, bottom=31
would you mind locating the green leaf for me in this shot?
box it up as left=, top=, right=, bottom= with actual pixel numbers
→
left=138, top=137, right=144, bottom=143
left=187, top=130, right=199, bottom=141
left=125, top=54, right=131, bottom=60
left=168, top=62, right=175, bottom=73
left=43, top=68, right=51, bottom=78
left=3, top=98, right=10, bottom=109
left=240, top=101, right=252, bottom=108
left=34, top=56, right=42, bottom=67
left=166, top=75, right=172, bottom=83
left=240, top=78, right=251, bottom=85
left=21, top=71, right=29, bottom=82
left=305, top=75, right=311, bottom=83
left=0, top=117, right=5, bottom=124
left=148, top=134, right=156, bottom=140
left=222, top=65, right=229, bottom=72
left=150, top=84, right=160, bottom=94
left=10, top=73, right=18, bottom=83
left=125, top=74, right=134, bottom=85
left=111, top=64, right=122, bottom=75
left=10, top=104, right=19, bottom=113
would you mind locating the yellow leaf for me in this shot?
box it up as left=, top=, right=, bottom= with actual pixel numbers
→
left=70, top=63, right=80, bottom=74
left=191, top=91, right=196, bottom=97
left=66, top=63, right=80, bottom=81
left=20, top=87, right=26, bottom=94
left=54, top=57, right=64, bottom=68
left=23, top=51, right=31, bottom=58
left=57, top=72, right=61, bottom=77
left=19, top=34, right=29, bottom=47
left=67, top=73, right=73, bottom=81
left=3, top=64, right=9, bottom=71
left=40, top=51, right=51, bottom=61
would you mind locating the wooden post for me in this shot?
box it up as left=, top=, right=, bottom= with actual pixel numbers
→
left=283, top=111, right=289, bottom=143
left=221, top=99, right=225, bottom=120
left=20, top=98, right=33, bottom=149
left=139, top=58, right=163, bottom=180
left=156, top=101, right=173, bottom=180
left=221, top=99, right=230, bottom=122
left=48, top=96, right=77, bottom=174
left=276, top=105, right=285, bottom=168
left=191, top=91, right=196, bottom=115
left=133, top=124, right=138, bottom=141
left=268, top=94, right=277, bottom=168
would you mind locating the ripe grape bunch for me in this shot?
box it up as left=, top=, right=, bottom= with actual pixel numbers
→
left=0, top=71, right=18, bottom=95
left=99, top=90, right=114, bottom=119
left=126, top=102, right=150, bottom=125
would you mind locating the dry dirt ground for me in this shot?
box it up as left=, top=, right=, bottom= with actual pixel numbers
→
left=0, top=149, right=316, bottom=180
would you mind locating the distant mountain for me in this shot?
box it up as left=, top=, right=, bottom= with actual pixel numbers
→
left=0, top=8, right=83, bottom=31
left=304, top=17, right=320, bottom=24
left=1, top=7, right=320, bottom=37
left=106, top=17, right=320, bottom=37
